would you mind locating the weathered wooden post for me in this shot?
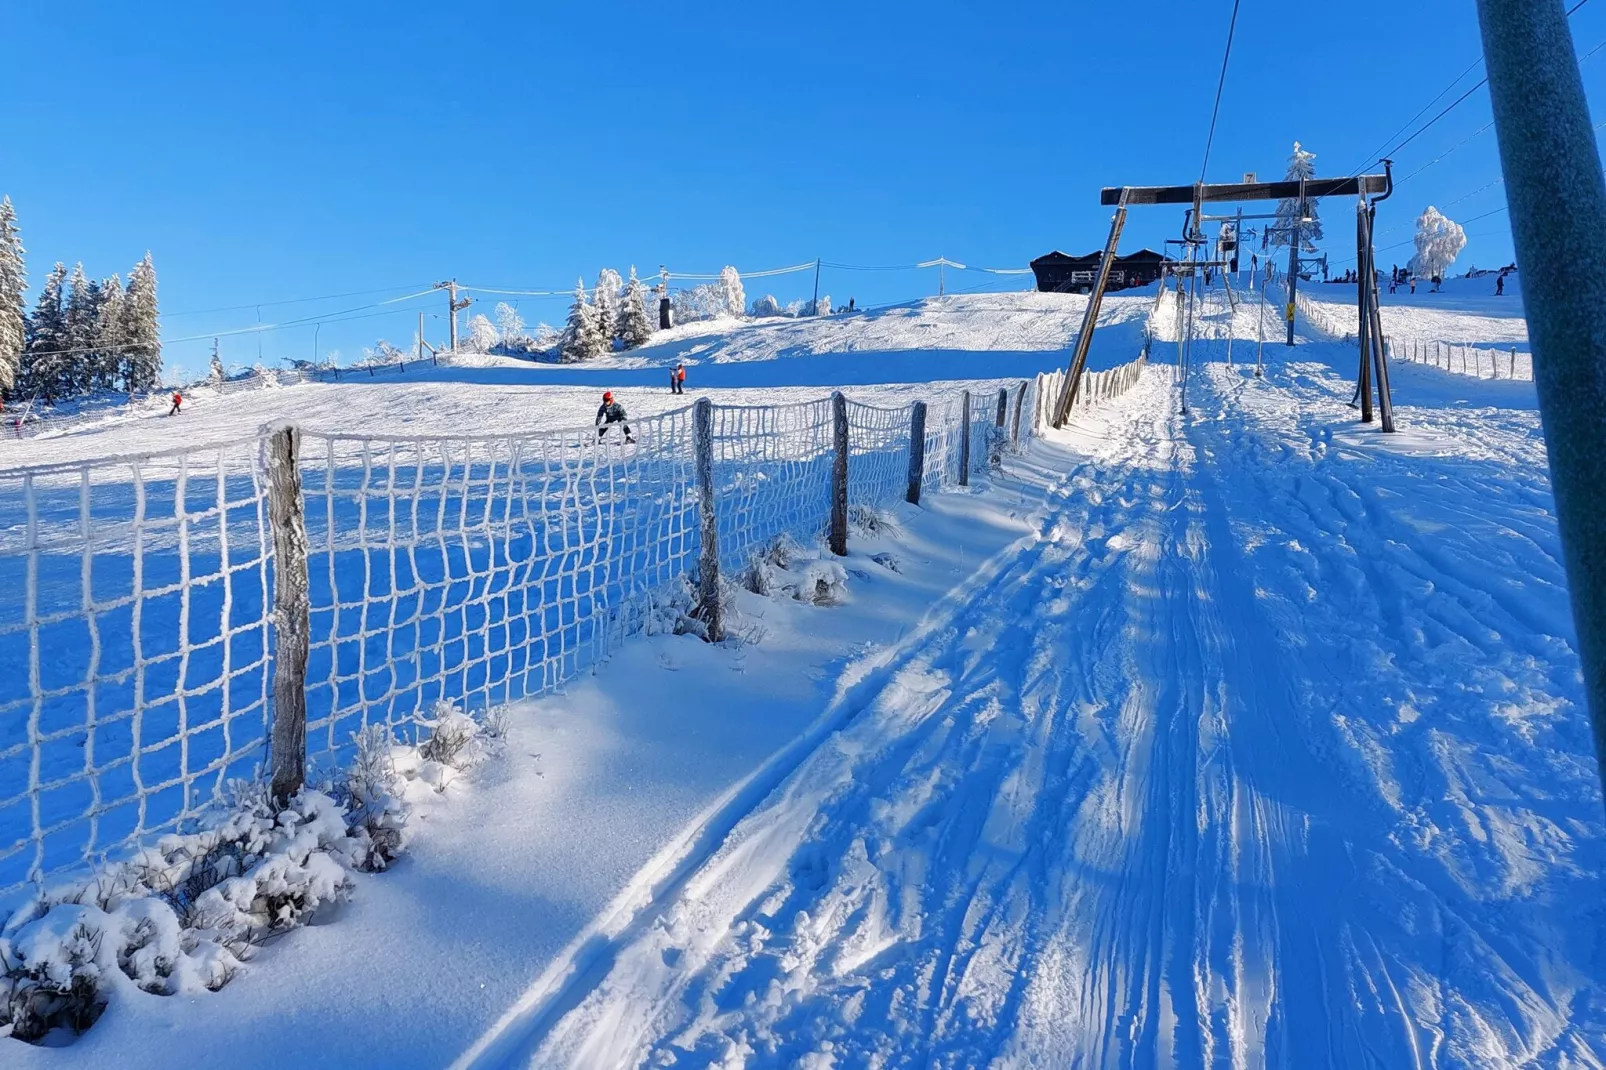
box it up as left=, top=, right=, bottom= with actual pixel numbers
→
left=829, top=392, right=849, bottom=555
left=265, top=425, right=309, bottom=804
left=958, top=390, right=971, bottom=487
left=1010, top=381, right=1026, bottom=445
left=991, top=388, right=1007, bottom=467
left=906, top=401, right=928, bottom=505
left=1512, top=347, right=1519, bottom=378
left=693, top=397, right=723, bottom=642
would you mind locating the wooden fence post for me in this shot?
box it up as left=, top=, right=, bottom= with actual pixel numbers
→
left=958, top=390, right=971, bottom=487
left=1512, top=347, right=1518, bottom=378
left=992, top=388, right=1007, bottom=467
left=830, top=391, right=849, bottom=556
left=906, top=401, right=927, bottom=505
left=693, top=398, right=723, bottom=642
left=1010, top=381, right=1026, bottom=445
left=266, top=426, right=309, bottom=805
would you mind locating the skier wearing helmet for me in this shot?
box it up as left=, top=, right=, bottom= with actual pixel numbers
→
left=596, top=390, right=634, bottom=443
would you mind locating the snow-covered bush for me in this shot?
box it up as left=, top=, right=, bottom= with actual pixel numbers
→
left=741, top=535, right=849, bottom=606
left=751, top=294, right=783, bottom=318
left=809, top=294, right=833, bottom=316
left=1408, top=205, right=1466, bottom=281
left=792, top=560, right=849, bottom=606
left=466, top=313, right=499, bottom=353
left=671, top=283, right=728, bottom=325
left=848, top=504, right=904, bottom=540
left=360, top=340, right=406, bottom=370
left=0, top=702, right=510, bottom=1046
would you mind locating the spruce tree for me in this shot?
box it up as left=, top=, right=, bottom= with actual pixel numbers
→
left=1270, top=141, right=1323, bottom=252
left=95, top=275, right=126, bottom=390
left=121, top=253, right=161, bottom=392
left=0, top=197, right=26, bottom=395
left=718, top=266, right=745, bottom=318
left=559, top=279, right=604, bottom=363
left=594, top=268, right=622, bottom=346
left=209, top=340, right=226, bottom=385
left=64, top=263, right=100, bottom=394
left=619, top=266, right=654, bottom=349
left=21, top=263, right=68, bottom=401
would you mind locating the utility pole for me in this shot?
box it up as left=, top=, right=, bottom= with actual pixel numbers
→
left=918, top=257, right=965, bottom=298
left=812, top=258, right=821, bottom=313
left=417, top=311, right=425, bottom=363
left=435, top=280, right=471, bottom=352
left=1479, top=0, right=1606, bottom=795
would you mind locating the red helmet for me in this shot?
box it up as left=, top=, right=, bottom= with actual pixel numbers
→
left=603, top=391, right=613, bottom=402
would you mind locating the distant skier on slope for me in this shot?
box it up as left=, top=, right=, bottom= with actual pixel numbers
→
left=596, top=391, right=635, bottom=443
left=670, top=363, right=686, bottom=395
left=1495, top=273, right=1506, bottom=296
left=168, top=391, right=183, bottom=416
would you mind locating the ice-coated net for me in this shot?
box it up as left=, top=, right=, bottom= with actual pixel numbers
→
left=709, top=399, right=834, bottom=571
left=296, top=408, right=697, bottom=763
left=0, top=438, right=273, bottom=895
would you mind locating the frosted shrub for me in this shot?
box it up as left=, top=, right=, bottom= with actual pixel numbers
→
left=750, top=294, right=783, bottom=318
left=793, top=560, right=850, bottom=606
left=848, top=504, right=903, bottom=540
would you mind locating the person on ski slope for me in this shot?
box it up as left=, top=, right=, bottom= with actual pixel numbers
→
left=168, top=391, right=183, bottom=416
left=673, top=363, right=687, bottom=395
left=596, top=391, right=634, bottom=442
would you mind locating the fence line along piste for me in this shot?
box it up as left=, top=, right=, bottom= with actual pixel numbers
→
left=0, top=357, right=1147, bottom=896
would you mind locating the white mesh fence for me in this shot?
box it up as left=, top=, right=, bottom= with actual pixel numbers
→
left=0, top=439, right=273, bottom=895
left=0, top=385, right=1029, bottom=894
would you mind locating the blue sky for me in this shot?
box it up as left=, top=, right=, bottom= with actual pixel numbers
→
left=8, top=1, right=1606, bottom=380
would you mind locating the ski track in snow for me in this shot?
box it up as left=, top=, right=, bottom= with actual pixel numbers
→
left=471, top=302, right=1605, bottom=1068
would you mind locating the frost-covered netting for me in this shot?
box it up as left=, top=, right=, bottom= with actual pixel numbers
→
left=844, top=400, right=912, bottom=508
left=297, top=412, right=697, bottom=763
left=1393, top=339, right=1532, bottom=380
left=709, top=400, right=834, bottom=571
left=0, top=386, right=1025, bottom=894
left=0, top=439, right=273, bottom=895
left=1027, top=353, right=1149, bottom=433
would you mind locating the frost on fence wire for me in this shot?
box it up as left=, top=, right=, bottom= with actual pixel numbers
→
left=709, top=400, right=834, bottom=572
left=844, top=400, right=914, bottom=508
left=0, top=440, right=272, bottom=895
left=295, top=413, right=697, bottom=763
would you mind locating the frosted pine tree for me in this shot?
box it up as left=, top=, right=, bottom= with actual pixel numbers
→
left=1269, top=141, right=1323, bottom=252
left=0, top=197, right=26, bottom=394
left=121, top=253, right=161, bottom=392
left=594, top=268, right=622, bottom=345
left=1408, top=206, right=1466, bottom=284
left=560, top=279, right=605, bottom=362
left=20, top=262, right=68, bottom=400
left=618, top=266, right=654, bottom=349
left=64, top=263, right=101, bottom=394
left=718, top=266, right=745, bottom=318
left=94, top=275, right=126, bottom=390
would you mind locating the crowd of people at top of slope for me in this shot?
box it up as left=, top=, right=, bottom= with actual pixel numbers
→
left=1317, top=261, right=1518, bottom=297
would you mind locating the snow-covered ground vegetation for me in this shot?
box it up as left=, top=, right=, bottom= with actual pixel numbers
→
left=0, top=702, right=503, bottom=1046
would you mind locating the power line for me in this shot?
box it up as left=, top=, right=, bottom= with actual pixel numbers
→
left=164, top=283, right=435, bottom=318
left=1199, top=0, right=1244, bottom=182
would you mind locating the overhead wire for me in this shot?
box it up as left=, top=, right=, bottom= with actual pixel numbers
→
left=1199, top=0, right=1244, bottom=182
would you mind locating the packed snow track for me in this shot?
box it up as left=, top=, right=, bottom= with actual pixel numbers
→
left=461, top=344, right=1605, bottom=1068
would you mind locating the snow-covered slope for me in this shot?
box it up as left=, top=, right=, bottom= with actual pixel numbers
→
left=0, top=292, right=1151, bottom=468
left=1302, top=272, right=1531, bottom=350
left=8, top=279, right=1602, bottom=1067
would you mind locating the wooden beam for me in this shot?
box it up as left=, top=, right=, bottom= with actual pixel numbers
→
left=1101, top=175, right=1388, bottom=206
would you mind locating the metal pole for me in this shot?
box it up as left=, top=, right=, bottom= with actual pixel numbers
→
left=812, top=258, right=821, bottom=314
left=1285, top=186, right=1302, bottom=346
left=1356, top=197, right=1374, bottom=422
left=1479, top=0, right=1606, bottom=794
left=418, top=311, right=425, bottom=363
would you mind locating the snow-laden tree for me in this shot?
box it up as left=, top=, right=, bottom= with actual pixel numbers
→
left=0, top=197, right=26, bottom=394
left=618, top=266, right=654, bottom=349
left=1408, top=205, right=1466, bottom=281
left=594, top=268, right=623, bottom=343
left=94, top=275, right=125, bottom=389
left=121, top=253, right=161, bottom=392
left=718, top=266, right=745, bottom=318
left=810, top=294, right=833, bottom=316
left=209, top=344, right=226, bottom=385
left=560, top=279, right=606, bottom=362
left=750, top=294, right=782, bottom=318
left=1269, top=141, right=1323, bottom=253
left=361, top=339, right=406, bottom=369
left=672, top=283, right=727, bottom=324
left=494, top=301, right=529, bottom=351
left=64, top=263, right=100, bottom=393
left=20, top=262, right=68, bottom=400
left=466, top=313, right=498, bottom=353
left=530, top=322, right=559, bottom=351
